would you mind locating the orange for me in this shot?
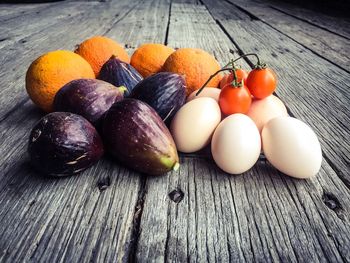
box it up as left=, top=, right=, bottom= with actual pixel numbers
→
left=75, top=36, right=130, bottom=77
left=130, top=43, right=174, bottom=78
left=162, top=48, right=222, bottom=96
left=26, top=50, right=95, bottom=112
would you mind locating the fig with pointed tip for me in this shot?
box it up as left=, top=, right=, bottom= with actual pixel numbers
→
left=103, top=99, right=180, bottom=175
left=53, top=78, right=125, bottom=127
left=130, top=72, right=186, bottom=125
left=28, top=112, right=104, bottom=176
left=98, top=56, right=143, bottom=96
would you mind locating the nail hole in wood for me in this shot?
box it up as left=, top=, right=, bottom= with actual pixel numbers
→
left=168, top=188, right=184, bottom=203
left=97, top=176, right=111, bottom=192
left=322, top=192, right=342, bottom=212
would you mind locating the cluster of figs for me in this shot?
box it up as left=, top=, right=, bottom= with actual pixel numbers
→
left=28, top=56, right=186, bottom=176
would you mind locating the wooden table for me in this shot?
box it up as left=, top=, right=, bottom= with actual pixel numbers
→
left=0, top=0, right=349, bottom=262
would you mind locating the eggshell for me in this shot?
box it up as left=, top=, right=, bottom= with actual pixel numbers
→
left=187, top=87, right=221, bottom=102
left=170, top=97, right=221, bottom=153
left=211, top=114, right=261, bottom=174
left=246, top=95, right=288, bottom=133
left=262, top=116, right=322, bottom=179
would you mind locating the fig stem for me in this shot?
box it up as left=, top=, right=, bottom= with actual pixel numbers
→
left=118, top=86, right=128, bottom=94
left=173, top=162, right=180, bottom=171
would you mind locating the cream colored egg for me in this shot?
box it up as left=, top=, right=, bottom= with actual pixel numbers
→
left=211, top=114, right=261, bottom=174
left=186, top=87, right=221, bottom=102
left=246, top=95, right=288, bottom=133
left=262, top=116, right=322, bottom=179
left=170, top=97, right=221, bottom=153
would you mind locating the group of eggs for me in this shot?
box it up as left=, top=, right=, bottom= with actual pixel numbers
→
left=170, top=87, right=323, bottom=179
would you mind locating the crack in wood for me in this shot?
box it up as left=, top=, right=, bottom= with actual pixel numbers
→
left=127, top=176, right=147, bottom=263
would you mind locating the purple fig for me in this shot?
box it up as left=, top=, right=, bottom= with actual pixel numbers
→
left=102, top=99, right=179, bottom=175
left=98, top=56, right=143, bottom=96
left=130, top=72, right=186, bottom=125
left=28, top=112, right=104, bottom=176
left=53, top=78, right=125, bottom=126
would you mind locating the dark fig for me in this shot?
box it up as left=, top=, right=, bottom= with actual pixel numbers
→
left=103, top=99, right=179, bottom=175
left=98, top=56, right=143, bottom=96
left=28, top=112, right=104, bottom=176
left=130, top=72, right=186, bottom=125
left=53, top=78, right=125, bottom=127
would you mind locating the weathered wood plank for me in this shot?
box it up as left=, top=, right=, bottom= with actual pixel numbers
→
left=225, top=0, right=350, bottom=72
left=135, top=3, right=350, bottom=261
left=0, top=0, right=140, bottom=121
left=266, top=0, right=350, bottom=39
left=105, top=0, right=171, bottom=47
left=138, top=157, right=350, bottom=262
left=0, top=3, right=55, bottom=22
left=0, top=0, right=171, bottom=261
left=0, top=1, right=99, bottom=50
left=204, top=0, right=350, bottom=185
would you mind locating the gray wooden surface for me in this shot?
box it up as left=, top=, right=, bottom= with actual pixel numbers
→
left=0, top=0, right=349, bottom=262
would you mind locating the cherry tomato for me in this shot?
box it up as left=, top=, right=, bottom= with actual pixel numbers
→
left=219, top=83, right=252, bottom=115
left=219, top=69, right=248, bottom=89
left=246, top=68, right=277, bottom=99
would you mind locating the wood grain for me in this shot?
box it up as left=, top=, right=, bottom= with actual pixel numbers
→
left=0, top=0, right=349, bottom=261
left=0, top=0, right=140, bottom=121
left=137, top=156, right=350, bottom=262
left=267, top=0, right=350, bottom=39
left=0, top=1, right=99, bottom=50
left=135, top=3, right=350, bottom=262
left=0, top=3, right=55, bottom=22
left=225, top=0, right=350, bottom=72
left=0, top=0, right=170, bottom=261
left=203, top=0, right=350, bottom=186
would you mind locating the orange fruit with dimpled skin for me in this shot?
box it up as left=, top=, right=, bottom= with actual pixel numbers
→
left=26, top=50, right=95, bottom=112
left=130, top=43, right=175, bottom=78
left=75, top=36, right=130, bottom=77
left=162, top=48, right=222, bottom=96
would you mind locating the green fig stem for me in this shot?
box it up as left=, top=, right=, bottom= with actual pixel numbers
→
left=118, top=86, right=128, bottom=94
left=173, top=162, right=180, bottom=171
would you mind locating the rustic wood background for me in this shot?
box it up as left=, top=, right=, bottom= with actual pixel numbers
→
left=0, top=0, right=349, bottom=262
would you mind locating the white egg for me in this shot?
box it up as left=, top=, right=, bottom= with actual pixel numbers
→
left=246, top=95, right=288, bottom=133
left=186, top=87, right=221, bottom=102
left=262, top=116, right=322, bottom=179
left=170, top=97, right=221, bottom=153
left=211, top=114, right=261, bottom=174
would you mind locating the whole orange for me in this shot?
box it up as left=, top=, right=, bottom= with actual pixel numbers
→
left=162, top=48, right=222, bottom=95
left=75, top=36, right=130, bottom=77
left=26, top=50, right=95, bottom=112
left=130, top=43, right=174, bottom=78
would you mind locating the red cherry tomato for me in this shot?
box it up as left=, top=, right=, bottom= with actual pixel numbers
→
left=219, top=69, right=248, bottom=89
left=219, top=83, right=252, bottom=115
left=246, top=68, right=277, bottom=99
